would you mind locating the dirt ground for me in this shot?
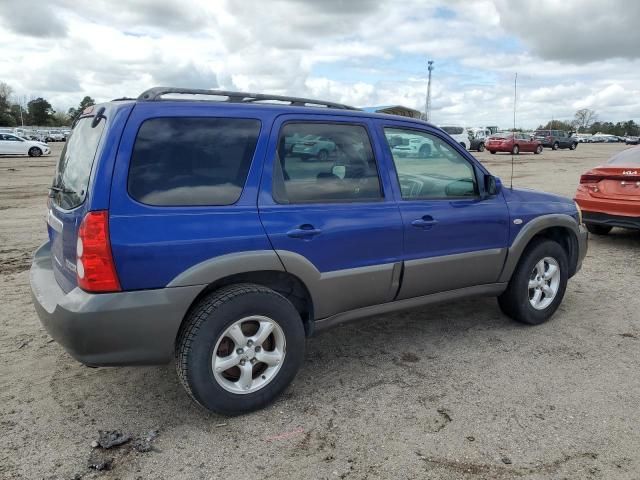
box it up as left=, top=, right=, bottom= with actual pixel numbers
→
left=1, top=142, right=639, bottom=480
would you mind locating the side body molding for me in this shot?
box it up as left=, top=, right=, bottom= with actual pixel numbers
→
left=498, top=213, right=582, bottom=283
left=167, top=250, right=285, bottom=287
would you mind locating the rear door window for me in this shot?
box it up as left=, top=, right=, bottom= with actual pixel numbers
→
left=51, top=118, right=105, bottom=210
left=128, top=117, right=261, bottom=206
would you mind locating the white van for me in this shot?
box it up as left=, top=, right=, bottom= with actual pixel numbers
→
left=439, top=125, right=470, bottom=150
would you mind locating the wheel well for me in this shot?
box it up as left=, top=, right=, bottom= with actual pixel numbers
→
left=180, top=270, right=315, bottom=340
left=529, top=226, right=579, bottom=276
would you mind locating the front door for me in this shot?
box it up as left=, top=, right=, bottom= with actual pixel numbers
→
left=258, top=116, right=404, bottom=318
left=377, top=123, right=510, bottom=300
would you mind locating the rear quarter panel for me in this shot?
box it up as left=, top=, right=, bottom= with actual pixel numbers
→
left=108, top=103, right=277, bottom=290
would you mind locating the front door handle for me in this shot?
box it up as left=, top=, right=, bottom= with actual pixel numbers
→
left=286, top=224, right=322, bottom=239
left=411, top=216, right=438, bottom=229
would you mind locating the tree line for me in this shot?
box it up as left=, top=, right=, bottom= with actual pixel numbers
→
left=0, top=81, right=95, bottom=127
left=537, top=108, right=639, bottom=136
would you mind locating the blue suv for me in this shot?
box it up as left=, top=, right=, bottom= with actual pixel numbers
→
left=30, top=87, right=588, bottom=415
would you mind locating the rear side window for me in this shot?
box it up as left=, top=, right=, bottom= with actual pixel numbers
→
left=52, top=117, right=105, bottom=210
left=128, top=118, right=260, bottom=206
left=273, top=122, right=382, bottom=204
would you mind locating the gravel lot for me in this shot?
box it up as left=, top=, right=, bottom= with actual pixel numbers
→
left=1, top=142, right=638, bottom=480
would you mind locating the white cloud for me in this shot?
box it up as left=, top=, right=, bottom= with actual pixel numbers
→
left=0, top=0, right=639, bottom=127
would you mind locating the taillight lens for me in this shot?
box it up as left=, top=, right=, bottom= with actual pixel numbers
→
left=580, top=174, right=602, bottom=184
left=77, top=210, right=121, bottom=292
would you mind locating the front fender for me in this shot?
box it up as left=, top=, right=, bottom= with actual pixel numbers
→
left=498, top=214, right=586, bottom=282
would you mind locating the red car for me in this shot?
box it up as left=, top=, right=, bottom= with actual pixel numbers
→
left=486, top=133, right=543, bottom=155
left=575, top=146, right=640, bottom=234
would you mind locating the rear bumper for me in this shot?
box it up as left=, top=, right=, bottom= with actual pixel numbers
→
left=29, top=242, right=203, bottom=366
left=582, top=211, right=640, bottom=230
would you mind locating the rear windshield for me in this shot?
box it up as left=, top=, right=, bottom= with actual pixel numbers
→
left=51, top=117, right=105, bottom=210
left=128, top=117, right=261, bottom=206
left=491, top=133, right=513, bottom=139
left=534, top=131, right=549, bottom=136
left=608, top=147, right=640, bottom=165
left=441, top=126, right=464, bottom=135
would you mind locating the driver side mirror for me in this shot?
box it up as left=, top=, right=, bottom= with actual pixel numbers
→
left=484, top=175, right=501, bottom=196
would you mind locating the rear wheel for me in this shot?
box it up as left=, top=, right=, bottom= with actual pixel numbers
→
left=585, top=224, right=612, bottom=235
left=552, top=142, right=559, bottom=150
left=534, top=145, right=543, bottom=154
left=477, top=142, right=485, bottom=152
left=498, top=239, right=568, bottom=325
left=511, top=144, right=520, bottom=155
left=490, top=150, right=496, bottom=155
left=28, top=147, right=42, bottom=157
left=176, top=284, right=305, bottom=415
left=317, top=149, right=329, bottom=162
left=570, top=142, right=577, bottom=150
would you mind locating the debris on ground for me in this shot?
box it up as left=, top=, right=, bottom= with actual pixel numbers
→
left=466, top=436, right=475, bottom=442
left=88, top=458, right=113, bottom=471
left=501, top=456, right=512, bottom=465
left=620, top=332, right=638, bottom=339
left=132, top=429, right=160, bottom=453
left=92, top=430, right=131, bottom=449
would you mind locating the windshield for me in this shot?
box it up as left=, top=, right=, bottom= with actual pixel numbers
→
left=608, top=147, right=640, bottom=165
left=441, top=126, right=464, bottom=135
left=534, top=131, right=549, bottom=136
left=51, top=117, right=105, bottom=210
left=491, top=133, right=513, bottom=139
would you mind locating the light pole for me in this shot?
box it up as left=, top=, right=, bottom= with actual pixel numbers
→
left=425, top=60, right=434, bottom=122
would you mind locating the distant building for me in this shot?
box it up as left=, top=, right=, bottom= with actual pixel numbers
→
left=361, top=105, right=422, bottom=119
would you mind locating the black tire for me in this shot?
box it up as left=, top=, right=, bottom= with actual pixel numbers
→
left=477, top=142, right=485, bottom=152
left=175, top=284, right=305, bottom=415
left=317, top=149, right=329, bottom=162
left=460, top=142, right=467, bottom=150
left=512, top=144, right=519, bottom=155
left=497, top=239, right=569, bottom=325
left=552, top=142, right=559, bottom=150
left=28, top=147, right=42, bottom=157
left=490, top=150, right=496, bottom=155
left=585, top=224, right=612, bottom=235
left=534, top=145, right=543, bottom=154
left=570, top=142, right=577, bottom=150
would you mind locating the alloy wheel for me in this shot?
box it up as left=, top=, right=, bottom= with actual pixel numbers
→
left=528, top=257, right=560, bottom=310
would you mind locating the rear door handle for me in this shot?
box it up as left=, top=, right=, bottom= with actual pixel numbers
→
left=411, top=216, right=438, bottom=229
left=286, top=224, right=322, bottom=239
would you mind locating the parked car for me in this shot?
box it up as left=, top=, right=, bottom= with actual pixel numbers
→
left=439, top=125, right=470, bottom=149
left=290, top=134, right=336, bottom=161
left=46, top=131, right=66, bottom=142
left=486, top=133, right=543, bottom=155
left=0, top=133, right=50, bottom=156
left=469, top=128, right=492, bottom=152
left=388, top=133, right=435, bottom=157
left=625, top=136, right=639, bottom=145
left=534, top=130, right=578, bottom=150
left=574, top=146, right=640, bottom=234
left=30, top=87, right=587, bottom=415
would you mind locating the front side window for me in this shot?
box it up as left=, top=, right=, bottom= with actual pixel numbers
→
left=128, top=117, right=260, bottom=206
left=273, top=123, right=382, bottom=203
left=384, top=128, right=478, bottom=199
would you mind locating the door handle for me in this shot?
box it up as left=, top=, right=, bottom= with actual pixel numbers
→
left=411, top=216, right=438, bottom=229
left=286, top=224, right=322, bottom=239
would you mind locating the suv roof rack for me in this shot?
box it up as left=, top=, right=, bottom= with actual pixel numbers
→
left=136, top=87, right=359, bottom=110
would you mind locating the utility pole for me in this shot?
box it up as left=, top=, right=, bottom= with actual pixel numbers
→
left=425, top=60, right=434, bottom=122
left=20, top=95, right=25, bottom=127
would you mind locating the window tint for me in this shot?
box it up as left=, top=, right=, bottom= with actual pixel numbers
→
left=52, top=117, right=105, bottom=209
left=128, top=117, right=260, bottom=206
left=384, top=128, right=478, bottom=199
left=273, top=123, right=382, bottom=203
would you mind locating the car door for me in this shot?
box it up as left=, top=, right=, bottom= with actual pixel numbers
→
left=520, top=133, right=534, bottom=152
left=258, top=115, right=404, bottom=319
left=376, top=121, right=510, bottom=300
left=2, top=134, right=25, bottom=154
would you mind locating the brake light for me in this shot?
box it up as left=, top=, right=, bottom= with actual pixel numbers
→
left=77, top=210, right=121, bottom=292
left=580, top=174, right=602, bottom=184
left=580, top=174, right=640, bottom=183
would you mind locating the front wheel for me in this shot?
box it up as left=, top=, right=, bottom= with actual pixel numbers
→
left=534, top=145, right=543, bottom=154
left=176, top=284, right=305, bottom=415
left=570, top=142, right=577, bottom=150
left=28, top=147, right=42, bottom=157
left=477, top=142, right=485, bottom=152
left=316, top=149, right=329, bottom=162
left=490, top=150, right=496, bottom=155
left=498, top=239, right=568, bottom=325
left=512, top=144, right=520, bottom=155
left=552, top=142, right=559, bottom=150
left=585, top=224, right=612, bottom=235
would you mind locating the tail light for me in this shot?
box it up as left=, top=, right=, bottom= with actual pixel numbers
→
left=77, top=210, right=121, bottom=292
left=581, top=174, right=640, bottom=183
left=580, top=174, right=602, bottom=184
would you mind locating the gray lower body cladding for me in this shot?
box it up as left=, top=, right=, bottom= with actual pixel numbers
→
left=30, top=242, right=203, bottom=366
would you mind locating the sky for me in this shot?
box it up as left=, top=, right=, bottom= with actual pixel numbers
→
left=1, top=0, right=639, bottom=128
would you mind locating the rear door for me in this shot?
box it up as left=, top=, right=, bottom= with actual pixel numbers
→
left=48, top=116, right=107, bottom=292
left=258, top=115, right=404, bottom=318
left=376, top=121, right=510, bottom=299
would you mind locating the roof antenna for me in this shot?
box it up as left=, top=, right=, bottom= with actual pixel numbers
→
left=510, top=72, right=517, bottom=190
